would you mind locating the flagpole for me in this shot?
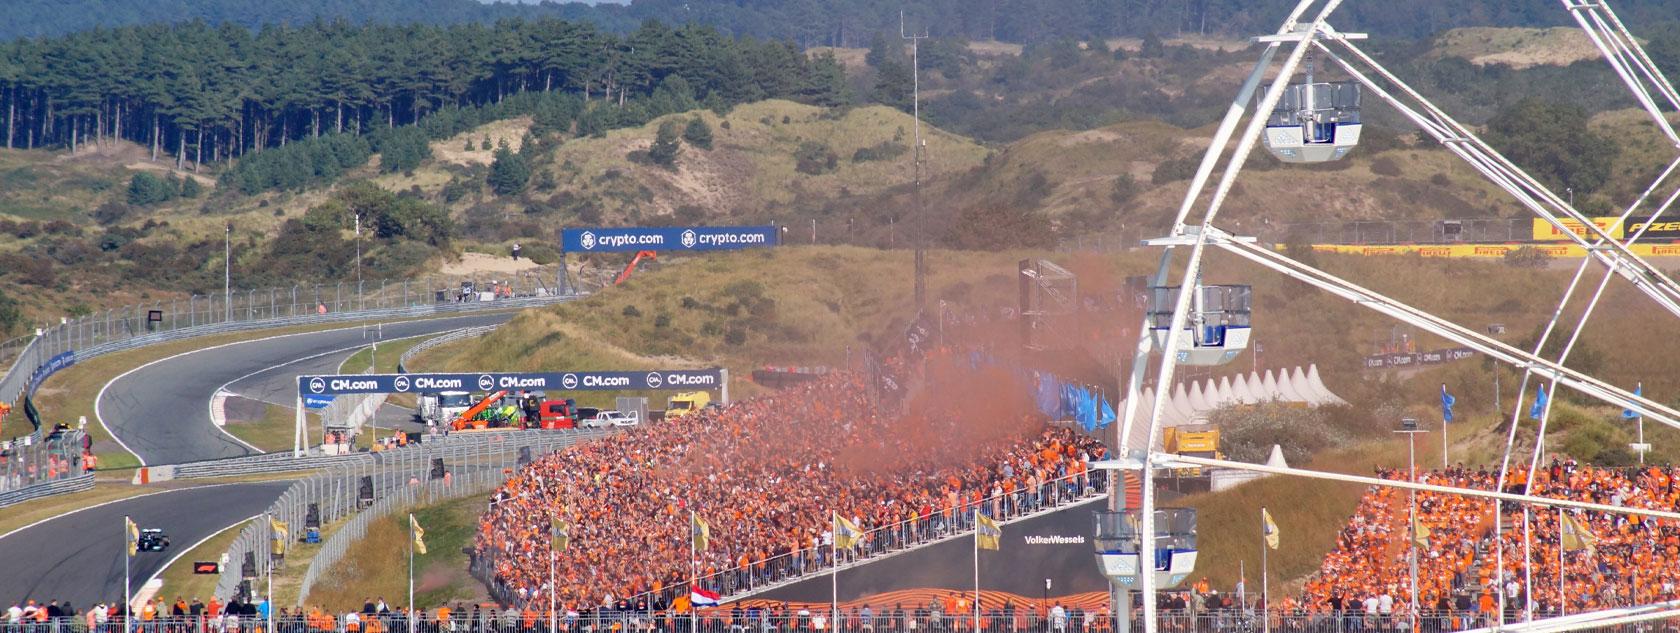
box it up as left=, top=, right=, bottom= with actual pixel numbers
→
left=973, top=519, right=981, bottom=633
left=550, top=547, right=558, bottom=633
left=831, top=517, right=840, bottom=629
left=1557, top=508, right=1565, bottom=617
left=408, top=513, right=415, bottom=631
left=1260, top=508, right=1269, bottom=633
left=267, top=513, right=274, bottom=633
left=1523, top=509, right=1533, bottom=622
left=124, top=514, right=131, bottom=631
left=691, top=512, right=699, bottom=633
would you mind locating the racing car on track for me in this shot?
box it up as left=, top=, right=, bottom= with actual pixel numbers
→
left=137, top=528, right=170, bottom=552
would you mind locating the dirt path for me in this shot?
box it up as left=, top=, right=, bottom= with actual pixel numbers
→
left=440, top=251, right=542, bottom=276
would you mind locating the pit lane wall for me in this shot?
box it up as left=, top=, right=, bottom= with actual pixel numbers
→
left=751, top=497, right=1112, bottom=605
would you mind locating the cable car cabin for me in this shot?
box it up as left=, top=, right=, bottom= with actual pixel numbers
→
left=1147, top=284, right=1252, bottom=366
left=1093, top=508, right=1197, bottom=589
left=1261, top=80, right=1361, bottom=163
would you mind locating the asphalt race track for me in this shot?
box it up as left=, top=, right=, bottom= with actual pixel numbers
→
left=0, top=481, right=292, bottom=609
left=96, top=313, right=511, bottom=466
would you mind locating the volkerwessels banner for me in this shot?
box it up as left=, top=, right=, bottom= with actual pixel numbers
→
left=298, top=369, right=724, bottom=396
left=561, top=226, right=778, bottom=253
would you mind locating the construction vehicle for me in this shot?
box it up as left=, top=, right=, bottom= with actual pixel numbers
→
left=615, top=251, right=658, bottom=285
left=1162, top=422, right=1223, bottom=477
left=452, top=390, right=514, bottom=431
left=418, top=391, right=474, bottom=428
left=665, top=391, right=712, bottom=419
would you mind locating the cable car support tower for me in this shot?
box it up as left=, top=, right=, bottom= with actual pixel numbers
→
left=1101, top=0, right=1680, bottom=632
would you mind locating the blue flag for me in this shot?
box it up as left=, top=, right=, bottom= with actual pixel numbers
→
left=1440, top=384, right=1455, bottom=423
left=1624, top=383, right=1643, bottom=420
left=1529, top=385, right=1548, bottom=420
left=1099, top=397, right=1117, bottom=429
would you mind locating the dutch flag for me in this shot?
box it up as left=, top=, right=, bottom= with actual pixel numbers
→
left=691, top=588, right=721, bottom=608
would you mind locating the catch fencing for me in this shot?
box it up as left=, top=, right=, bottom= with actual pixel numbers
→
left=215, top=429, right=605, bottom=603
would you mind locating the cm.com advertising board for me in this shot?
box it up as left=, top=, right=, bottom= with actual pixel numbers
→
left=561, top=226, right=778, bottom=253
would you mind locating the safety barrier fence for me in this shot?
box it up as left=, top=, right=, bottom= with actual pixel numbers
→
left=215, top=429, right=606, bottom=602
left=398, top=326, right=499, bottom=369
left=0, top=472, right=92, bottom=508
left=2, top=610, right=1626, bottom=633
left=0, top=430, right=87, bottom=495
left=478, top=471, right=1113, bottom=611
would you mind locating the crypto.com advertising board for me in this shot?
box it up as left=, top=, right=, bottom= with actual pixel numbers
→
left=298, top=369, right=724, bottom=396
left=560, top=226, right=778, bottom=253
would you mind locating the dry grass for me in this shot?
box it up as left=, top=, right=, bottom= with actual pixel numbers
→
left=303, top=493, right=490, bottom=611
left=1429, top=27, right=1610, bottom=69
left=537, top=100, right=989, bottom=223
left=157, top=516, right=256, bottom=601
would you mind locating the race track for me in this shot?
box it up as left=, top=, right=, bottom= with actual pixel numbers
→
left=95, top=313, right=511, bottom=466
left=0, top=481, right=292, bottom=609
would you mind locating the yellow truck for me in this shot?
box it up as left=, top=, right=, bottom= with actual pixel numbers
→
left=1162, top=424, right=1222, bottom=476
left=666, top=391, right=712, bottom=419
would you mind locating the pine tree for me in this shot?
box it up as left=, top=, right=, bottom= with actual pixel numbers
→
left=682, top=117, right=713, bottom=150
left=488, top=147, right=531, bottom=196
left=648, top=120, right=682, bottom=169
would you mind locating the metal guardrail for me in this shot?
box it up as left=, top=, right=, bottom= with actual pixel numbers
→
left=215, top=429, right=605, bottom=602
left=0, top=472, right=93, bottom=509
left=399, top=325, right=499, bottom=369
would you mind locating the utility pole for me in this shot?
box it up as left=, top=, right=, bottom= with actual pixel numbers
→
left=225, top=223, right=233, bottom=323
left=903, top=11, right=929, bottom=308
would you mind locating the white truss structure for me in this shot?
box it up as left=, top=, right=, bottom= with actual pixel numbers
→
left=1116, top=1, right=1680, bottom=632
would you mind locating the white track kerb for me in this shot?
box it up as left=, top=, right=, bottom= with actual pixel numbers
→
left=1110, top=1, right=1680, bottom=633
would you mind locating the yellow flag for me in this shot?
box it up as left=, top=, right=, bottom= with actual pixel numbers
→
left=1410, top=512, right=1429, bottom=548
left=551, top=519, right=569, bottom=551
left=833, top=513, right=863, bottom=550
left=125, top=517, right=140, bottom=557
left=976, top=513, right=1001, bottom=551
left=270, top=517, right=289, bottom=541
left=691, top=512, right=710, bottom=552
left=1560, top=513, right=1596, bottom=554
left=1262, top=508, right=1279, bottom=551
left=410, top=514, right=428, bottom=555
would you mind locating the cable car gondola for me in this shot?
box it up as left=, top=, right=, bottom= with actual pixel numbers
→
left=1147, top=283, right=1252, bottom=366
left=1093, top=508, right=1198, bottom=589
left=1260, top=61, right=1362, bottom=163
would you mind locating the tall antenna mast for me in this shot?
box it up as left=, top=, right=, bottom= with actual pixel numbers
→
left=902, top=10, right=929, bottom=308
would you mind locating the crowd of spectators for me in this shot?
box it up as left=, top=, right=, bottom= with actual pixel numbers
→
left=1298, top=459, right=1680, bottom=628
left=474, top=358, right=1108, bottom=612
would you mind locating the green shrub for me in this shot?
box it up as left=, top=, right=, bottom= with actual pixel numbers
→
left=795, top=142, right=838, bottom=175
left=683, top=117, right=714, bottom=150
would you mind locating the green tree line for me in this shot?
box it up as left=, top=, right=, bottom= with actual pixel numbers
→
left=8, top=0, right=1680, bottom=45
left=0, top=18, right=847, bottom=175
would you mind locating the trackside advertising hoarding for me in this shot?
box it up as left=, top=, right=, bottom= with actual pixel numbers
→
left=298, top=369, right=724, bottom=396
left=561, top=226, right=778, bottom=253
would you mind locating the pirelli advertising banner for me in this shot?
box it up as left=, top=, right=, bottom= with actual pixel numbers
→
left=1286, top=243, right=1680, bottom=258
left=561, top=226, right=778, bottom=253
left=1533, top=216, right=1680, bottom=241
left=299, top=369, right=723, bottom=396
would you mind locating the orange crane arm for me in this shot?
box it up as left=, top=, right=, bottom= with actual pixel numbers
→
left=615, top=251, right=658, bottom=285
left=451, top=390, right=509, bottom=431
